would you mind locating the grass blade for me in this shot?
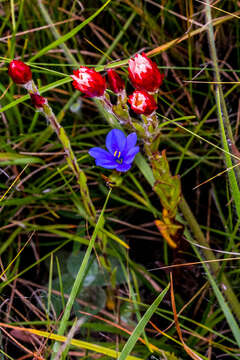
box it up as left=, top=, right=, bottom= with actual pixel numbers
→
left=193, top=245, right=240, bottom=347
left=0, top=323, right=143, bottom=360
left=51, top=188, right=112, bottom=358
left=118, top=284, right=169, bottom=360
left=30, top=0, right=112, bottom=62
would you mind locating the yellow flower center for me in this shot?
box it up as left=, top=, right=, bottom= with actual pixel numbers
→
left=114, top=150, right=123, bottom=164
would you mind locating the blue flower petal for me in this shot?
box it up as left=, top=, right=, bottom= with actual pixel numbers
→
left=89, top=147, right=114, bottom=162
left=125, top=133, right=137, bottom=152
left=89, top=130, right=139, bottom=172
left=124, top=146, right=139, bottom=164
left=106, top=129, right=126, bottom=155
left=116, top=162, right=132, bottom=172
left=95, top=159, right=117, bottom=169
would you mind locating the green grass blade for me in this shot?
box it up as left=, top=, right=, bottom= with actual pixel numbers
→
left=205, top=0, right=240, bottom=220
left=47, top=253, right=53, bottom=318
left=30, top=0, right=112, bottom=62
left=135, top=153, right=155, bottom=187
left=195, top=248, right=240, bottom=347
left=0, top=77, right=71, bottom=113
left=118, top=284, right=169, bottom=360
left=51, top=188, right=112, bottom=358
left=19, top=327, right=143, bottom=360
left=215, top=87, right=240, bottom=220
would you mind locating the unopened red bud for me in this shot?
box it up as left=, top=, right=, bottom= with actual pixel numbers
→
left=128, top=90, right=157, bottom=116
left=71, top=66, right=106, bottom=98
left=30, top=93, right=47, bottom=109
left=128, top=53, right=164, bottom=92
left=107, top=69, right=125, bottom=94
left=8, top=60, right=32, bottom=85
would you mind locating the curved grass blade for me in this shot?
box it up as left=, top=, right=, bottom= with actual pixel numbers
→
left=118, top=284, right=169, bottom=360
left=30, top=0, right=112, bottom=62
left=193, top=245, right=240, bottom=347
left=0, top=323, right=142, bottom=360
left=0, top=77, right=71, bottom=113
left=51, top=188, right=112, bottom=358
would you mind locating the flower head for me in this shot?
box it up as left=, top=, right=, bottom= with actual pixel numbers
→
left=71, top=66, right=106, bottom=98
left=128, top=53, right=164, bottom=92
left=107, top=69, right=125, bottom=94
left=128, top=90, right=157, bottom=116
left=89, top=129, right=139, bottom=172
left=30, top=93, right=47, bottom=109
left=8, top=60, right=32, bottom=85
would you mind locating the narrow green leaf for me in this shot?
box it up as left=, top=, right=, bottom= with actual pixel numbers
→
left=0, top=152, right=43, bottom=165
left=0, top=77, right=71, bottom=113
left=134, top=153, right=155, bottom=187
left=200, top=255, right=240, bottom=346
left=215, top=87, right=240, bottom=220
left=118, top=284, right=169, bottom=360
left=30, top=0, right=112, bottom=62
left=51, top=188, right=112, bottom=358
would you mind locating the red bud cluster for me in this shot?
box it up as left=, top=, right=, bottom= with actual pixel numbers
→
left=128, top=90, right=157, bottom=116
left=8, top=60, right=48, bottom=110
left=69, top=53, right=163, bottom=116
left=71, top=67, right=106, bottom=98
left=128, top=53, right=164, bottom=93
left=8, top=60, right=32, bottom=85
left=30, top=93, right=47, bottom=109
left=107, top=69, right=125, bottom=94
left=127, top=53, right=164, bottom=115
left=8, top=54, right=164, bottom=118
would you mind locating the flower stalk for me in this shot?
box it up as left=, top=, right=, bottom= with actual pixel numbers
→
left=73, top=54, right=181, bottom=248
left=66, top=50, right=240, bottom=325
left=32, top=84, right=96, bottom=219
left=143, top=133, right=182, bottom=249
left=8, top=60, right=95, bottom=220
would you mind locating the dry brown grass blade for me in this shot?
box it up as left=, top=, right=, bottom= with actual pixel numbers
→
left=193, top=162, right=240, bottom=190
left=0, top=17, right=79, bottom=42
left=78, top=310, right=160, bottom=352
left=170, top=273, right=204, bottom=360
left=0, top=164, right=28, bottom=202
left=148, top=257, right=240, bottom=271
left=0, top=232, right=35, bottom=280
left=195, top=0, right=240, bottom=20
left=146, top=10, right=240, bottom=57
left=0, top=326, right=44, bottom=360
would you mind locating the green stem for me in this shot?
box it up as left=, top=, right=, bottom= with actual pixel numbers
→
left=37, top=0, right=80, bottom=66
left=205, top=0, right=240, bottom=217
left=179, top=196, right=240, bottom=321
left=205, top=3, right=234, bottom=139
left=44, top=104, right=95, bottom=219
left=50, top=188, right=112, bottom=359
left=203, top=5, right=240, bottom=319
left=28, top=81, right=95, bottom=219
left=205, top=1, right=233, bottom=139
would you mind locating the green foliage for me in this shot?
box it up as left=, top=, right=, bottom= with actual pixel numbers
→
left=1, top=0, right=240, bottom=359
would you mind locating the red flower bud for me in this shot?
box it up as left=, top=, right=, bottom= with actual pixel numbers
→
left=107, top=69, right=125, bottom=94
left=8, top=60, right=32, bottom=85
left=30, top=93, right=47, bottom=109
left=128, top=90, right=157, bottom=116
left=128, top=53, right=164, bottom=92
left=71, top=66, right=106, bottom=98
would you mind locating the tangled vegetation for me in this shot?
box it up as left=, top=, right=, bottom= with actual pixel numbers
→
left=1, top=1, right=240, bottom=359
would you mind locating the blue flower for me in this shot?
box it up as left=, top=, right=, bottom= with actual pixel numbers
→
left=89, top=129, right=139, bottom=172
